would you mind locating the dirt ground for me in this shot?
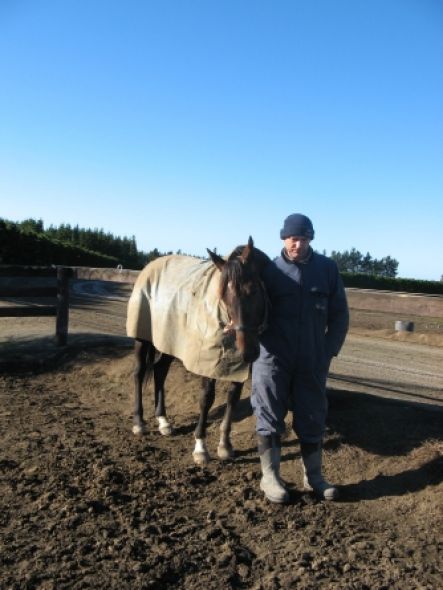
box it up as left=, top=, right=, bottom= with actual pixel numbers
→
left=0, top=281, right=442, bottom=589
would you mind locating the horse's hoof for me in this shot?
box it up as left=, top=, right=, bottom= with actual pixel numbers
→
left=132, top=423, right=147, bottom=435
left=217, top=444, right=235, bottom=461
left=156, top=417, right=172, bottom=436
left=159, top=424, right=172, bottom=436
left=192, top=451, right=210, bottom=466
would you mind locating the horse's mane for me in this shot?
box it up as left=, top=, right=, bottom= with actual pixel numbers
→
left=219, top=257, right=245, bottom=297
left=227, top=245, right=271, bottom=273
left=219, top=245, right=271, bottom=298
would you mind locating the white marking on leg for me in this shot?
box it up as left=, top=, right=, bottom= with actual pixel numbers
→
left=192, top=438, right=210, bottom=465
left=194, top=438, right=207, bottom=454
left=156, top=416, right=172, bottom=436
left=132, top=423, right=147, bottom=435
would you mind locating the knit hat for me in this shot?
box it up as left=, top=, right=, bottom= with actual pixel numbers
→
left=280, top=213, right=315, bottom=240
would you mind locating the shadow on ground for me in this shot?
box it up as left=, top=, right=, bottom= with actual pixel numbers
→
left=0, top=333, right=133, bottom=375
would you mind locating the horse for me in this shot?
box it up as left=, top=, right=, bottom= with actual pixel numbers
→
left=126, top=237, right=270, bottom=465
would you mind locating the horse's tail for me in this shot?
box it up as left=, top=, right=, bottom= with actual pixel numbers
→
left=142, top=343, right=166, bottom=390
left=141, top=342, right=156, bottom=389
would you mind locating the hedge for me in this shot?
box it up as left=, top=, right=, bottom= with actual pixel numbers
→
left=0, top=225, right=118, bottom=268
left=341, top=272, right=443, bottom=295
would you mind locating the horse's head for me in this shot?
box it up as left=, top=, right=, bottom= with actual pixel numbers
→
left=207, top=236, right=269, bottom=364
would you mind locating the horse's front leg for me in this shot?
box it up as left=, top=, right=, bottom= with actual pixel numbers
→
left=132, top=339, right=152, bottom=435
left=193, top=378, right=216, bottom=466
left=217, top=382, right=243, bottom=460
left=154, top=353, right=174, bottom=436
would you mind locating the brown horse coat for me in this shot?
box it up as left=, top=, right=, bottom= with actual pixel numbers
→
left=126, top=255, right=250, bottom=382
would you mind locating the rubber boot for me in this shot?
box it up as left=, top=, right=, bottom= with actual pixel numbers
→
left=300, top=442, right=339, bottom=501
left=258, top=435, right=289, bottom=504
left=272, top=444, right=287, bottom=488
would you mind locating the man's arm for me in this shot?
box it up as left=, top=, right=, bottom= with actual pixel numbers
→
left=325, top=265, right=349, bottom=357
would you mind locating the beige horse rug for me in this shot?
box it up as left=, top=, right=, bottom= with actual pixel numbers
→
left=126, top=255, right=250, bottom=382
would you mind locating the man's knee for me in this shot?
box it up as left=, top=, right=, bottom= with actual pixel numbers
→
left=292, top=409, right=326, bottom=443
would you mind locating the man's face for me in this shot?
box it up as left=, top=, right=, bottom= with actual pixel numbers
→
left=283, top=235, right=311, bottom=262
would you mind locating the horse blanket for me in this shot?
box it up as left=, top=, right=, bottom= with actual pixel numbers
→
left=126, top=255, right=250, bottom=382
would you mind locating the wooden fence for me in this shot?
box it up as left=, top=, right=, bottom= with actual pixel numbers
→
left=2, top=264, right=441, bottom=348
left=0, top=265, right=139, bottom=346
left=0, top=266, right=71, bottom=346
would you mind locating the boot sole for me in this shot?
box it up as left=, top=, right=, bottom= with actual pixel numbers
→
left=303, top=484, right=339, bottom=501
left=260, top=481, right=289, bottom=504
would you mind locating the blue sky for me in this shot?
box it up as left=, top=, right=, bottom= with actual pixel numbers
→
left=1, top=0, right=442, bottom=280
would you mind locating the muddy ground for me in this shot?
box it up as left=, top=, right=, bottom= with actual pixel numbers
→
left=0, top=282, right=442, bottom=589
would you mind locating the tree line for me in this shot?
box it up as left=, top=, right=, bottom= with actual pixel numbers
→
left=1, top=217, right=442, bottom=294
left=2, top=217, right=401, bottom=276
left=0, top=218, right=164, bottom=269
left=328, top=248, right=398, bottom=278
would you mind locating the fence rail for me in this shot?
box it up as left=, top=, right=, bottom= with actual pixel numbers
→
left=0, top=266, right=70, bottom=346
left=0, top=306, right=57, bottom=317
left=0, top=286, right=59, bottom=297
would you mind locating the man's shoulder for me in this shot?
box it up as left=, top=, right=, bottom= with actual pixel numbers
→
left=271, top=254, right=288, bottom=271
left=261, top=254, right=286, bottom=279
left=312, top=251, right=338, bottom=269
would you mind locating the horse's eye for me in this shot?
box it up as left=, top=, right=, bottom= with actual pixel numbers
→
left=243, top=285, right=257, bottom=296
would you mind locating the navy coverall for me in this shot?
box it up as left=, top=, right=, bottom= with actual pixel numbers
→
left=251, top=250, right=349, bottom=443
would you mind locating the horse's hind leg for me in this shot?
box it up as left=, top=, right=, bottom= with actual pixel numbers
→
left=217, top=382, right=243, bottom=460
left=193, top=378, right=216, bottom=466
left=154, top=354, right=174, bottom=435
left=132, top=339, right=153, bottom=435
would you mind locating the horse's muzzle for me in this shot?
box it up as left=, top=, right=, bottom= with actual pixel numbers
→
left=232, top=327, right=261, bottom=364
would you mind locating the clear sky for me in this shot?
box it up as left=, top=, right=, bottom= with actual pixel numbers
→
left=1, top=0, right=442, bottom=280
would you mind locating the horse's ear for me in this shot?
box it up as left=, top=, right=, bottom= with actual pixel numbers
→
left=239, top=236, right=254, bottom=263
left=207, top=248, right=226, bottom=271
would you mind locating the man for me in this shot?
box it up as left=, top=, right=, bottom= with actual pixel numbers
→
left=251, top=213, right=349, bottom=503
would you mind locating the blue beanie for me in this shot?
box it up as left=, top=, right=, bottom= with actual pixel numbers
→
left=280, top=213, right=315, bottom=240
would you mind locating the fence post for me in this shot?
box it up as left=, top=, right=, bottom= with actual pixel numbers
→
left=56, top=267, right=69, bottom=346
